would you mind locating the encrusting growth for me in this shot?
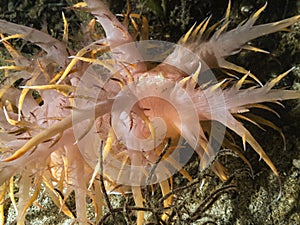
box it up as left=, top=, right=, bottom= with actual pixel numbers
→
left=0, top=1, right=299, bottom=224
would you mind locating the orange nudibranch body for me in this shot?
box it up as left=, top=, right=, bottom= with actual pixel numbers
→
left=0, top=1, right=300, bottom=225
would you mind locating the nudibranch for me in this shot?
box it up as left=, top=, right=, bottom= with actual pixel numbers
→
left=0, top=1, right=299, bottom=224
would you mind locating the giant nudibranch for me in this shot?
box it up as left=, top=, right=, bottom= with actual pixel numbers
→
left=0, top=1, right=299, bottom=224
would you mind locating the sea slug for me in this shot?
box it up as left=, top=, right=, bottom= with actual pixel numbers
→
left=0, top=1, right=299, bottom=224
